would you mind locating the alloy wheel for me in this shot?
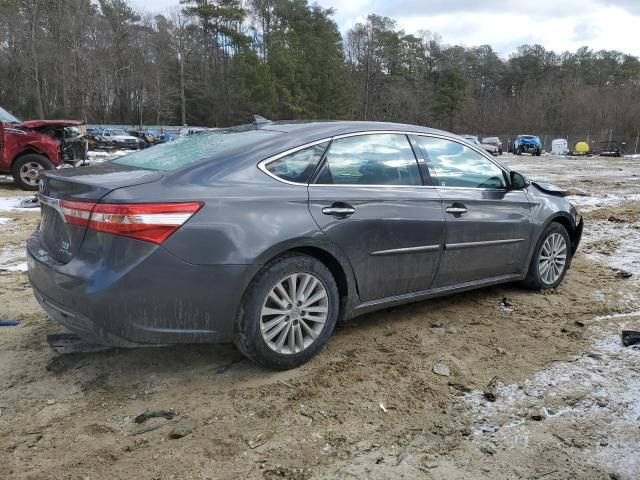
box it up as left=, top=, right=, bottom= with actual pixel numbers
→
left=19, top=162, right=44, bottom=187
left=260, top=273, right=329, bottom=355
left=538, top=232, right=567, bottom=285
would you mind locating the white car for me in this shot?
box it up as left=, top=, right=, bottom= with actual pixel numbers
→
left=101, top=129, right=144, bottom=150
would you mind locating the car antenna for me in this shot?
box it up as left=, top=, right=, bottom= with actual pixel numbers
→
left=253, top=114, right=271, bottom=126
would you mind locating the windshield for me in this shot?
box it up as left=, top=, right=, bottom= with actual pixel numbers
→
left=483, top=137, right=499, bottom=143
left=112, top=127, right=282, bottom=171
left=109, top=129, right=128, bottom=136
left=464, top=137, right=480, bottom=145
left=0, top=106, right=21, bottom=124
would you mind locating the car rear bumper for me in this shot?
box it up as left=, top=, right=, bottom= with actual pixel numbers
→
left=27, top=231, right=254, bottom=346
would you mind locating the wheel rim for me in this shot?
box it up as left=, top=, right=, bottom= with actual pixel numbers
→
left=260, top=273, right=329, bottom=355
left=19, top=162, right=44, bottom=186
left=538, top=232, right=567, bottom=285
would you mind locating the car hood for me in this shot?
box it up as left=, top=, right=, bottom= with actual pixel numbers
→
left=530, top=181, right=568, bottom=197
left=18, top=119, right=84, bottom=129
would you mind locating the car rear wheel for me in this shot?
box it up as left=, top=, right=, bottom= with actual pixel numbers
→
left=11, top=154, right=54, bottom=190
left=523, top=222, right=571, bottom=290
left=234, top=253, right=339, bottom=369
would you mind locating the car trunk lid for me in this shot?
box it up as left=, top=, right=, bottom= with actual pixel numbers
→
left=38, top=163, right=163, bottom=263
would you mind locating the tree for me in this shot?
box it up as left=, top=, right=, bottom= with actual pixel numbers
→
left=433, top=67, right=468, bottom=131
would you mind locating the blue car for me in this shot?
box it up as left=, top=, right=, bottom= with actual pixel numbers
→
left=514, top=135, right=542, bottom=156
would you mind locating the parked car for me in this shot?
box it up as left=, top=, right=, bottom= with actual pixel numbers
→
left=482, top=136, right=503, bottom=155
left=463, top=135, right=499, bottom=156
left=0, top=106, right=86, bottom=189
left=127, top=130, right=157, bottom=148
left=598, top=141, right=626, bottom=157
left=514, top=135, right=542, bottom=156
left=100, top=128, right=145, bottom=150
left=28, top=120, right=583, bottom=369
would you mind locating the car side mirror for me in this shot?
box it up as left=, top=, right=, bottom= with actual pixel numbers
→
left=509, top=171, right=527, bottom=190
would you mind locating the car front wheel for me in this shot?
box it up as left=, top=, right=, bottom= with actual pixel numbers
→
left=11, top=154, right=54, bottom=190
left=234, top=253, right=339, bottom=369
left=523, top=222, right=571, bottom=290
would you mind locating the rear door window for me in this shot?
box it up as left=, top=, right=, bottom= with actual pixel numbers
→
left=264, top=142, right=328, bottom=183
left=417, top=136, right=506, bottom=189
left=314, top=134, right=422, bottom=186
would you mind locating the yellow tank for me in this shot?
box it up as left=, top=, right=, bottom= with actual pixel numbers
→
left=574, top=141, right=590, bottom=154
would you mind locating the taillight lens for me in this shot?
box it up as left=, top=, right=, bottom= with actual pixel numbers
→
left=58, top=200, right=203, bottom=244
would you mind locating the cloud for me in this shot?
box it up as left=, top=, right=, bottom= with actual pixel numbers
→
left=129, top=0, right=640, bottom=57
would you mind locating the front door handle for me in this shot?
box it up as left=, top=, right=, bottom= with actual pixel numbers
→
left=322, top=202, right=355, bottom=218
left=445, top=204, right=468, bottom=215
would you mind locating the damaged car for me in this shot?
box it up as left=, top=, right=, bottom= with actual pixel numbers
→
left=0, top=106, right=87, bottom=190
left=28, top=120, right=583, bottom=369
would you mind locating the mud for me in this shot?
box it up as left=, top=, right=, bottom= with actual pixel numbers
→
left=0, top=154, right=638, bottom=479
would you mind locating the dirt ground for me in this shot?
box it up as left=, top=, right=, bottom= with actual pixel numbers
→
left=1, top=153, right=639, bottom=480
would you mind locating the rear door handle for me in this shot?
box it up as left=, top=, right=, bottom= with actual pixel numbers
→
left=445, top=205, right=468, bottom=215
left=322, top=203, right=355, bottom=218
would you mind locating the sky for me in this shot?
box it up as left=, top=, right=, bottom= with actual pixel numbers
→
left=130, top=0, right=640, bottom=57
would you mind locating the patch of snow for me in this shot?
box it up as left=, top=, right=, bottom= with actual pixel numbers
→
left=464, top=323, right=640, bottom=478
left=0, top=247, right=27, bottom=273
left=0, top=217, right=11, bottom=225
left=0, top=197, right=40, bottom=213
left=85, top=150, right=130, bottom=164
left=581, top=221, right=640, bottom=280
left=0, top=261, right=28, bottom=272
left=566, top=193, right=640, bottom=212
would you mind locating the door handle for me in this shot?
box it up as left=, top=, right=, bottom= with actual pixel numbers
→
left=445, top=205, right=468, bottom=215
left=322, top=203, right=355, bottom=217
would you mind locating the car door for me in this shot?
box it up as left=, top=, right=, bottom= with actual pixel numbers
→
left=307, top=132, right=446, bottom=302
left=414, top=135, right=532, bottom=288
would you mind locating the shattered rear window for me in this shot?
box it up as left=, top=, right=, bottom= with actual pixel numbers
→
left=112, top=127, right=282, bottom=171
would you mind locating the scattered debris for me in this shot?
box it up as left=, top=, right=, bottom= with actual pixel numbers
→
left=379, top=403, right=387, bottom=413
left=483, top=376, right=500, bottom=402
left=47, top=333, right=111, bottom=354
left=168, top=425, right=192, bottom=439
left=529, top=407, right=546, bottom=421
left=615, top=270, right=633, bottom=279
left=277, top=379, right=298, bottom=390
left=621, top=330, right=640, bottom=347
left=134, top=410, right=176, bottom=424
left=607, top=216, right=626, bottom=223
left=500, top=298, right=512, bottom=308
left=248, top=433, right=270, bottom=449
left=480, top=444, right=496, bottom=455
left=131, top=419, right=180, bottom=436
left=46, top=399, right=56, bottom=405
left=575, top=319, right=586, bottom=327
left=445, top=325, right=458, bottom=334
left=0, top=320, right=19, bottom=326
left=433, top=363, right=450, bottom=377
left=19, top=197, right=39, bottom=209
left=448, top=382, right=472, bottom=393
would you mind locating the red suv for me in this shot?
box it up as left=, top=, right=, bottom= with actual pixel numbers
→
left=0, top=107, right=85, bottom=190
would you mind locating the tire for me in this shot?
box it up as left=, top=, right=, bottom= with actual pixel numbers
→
left=234, top=253, right=339, bottom=369
left=522, top=222, right=571, bottom=290
left=535, top=148, right=542, bottom=156
left=11, top=153, right=54, bottom=190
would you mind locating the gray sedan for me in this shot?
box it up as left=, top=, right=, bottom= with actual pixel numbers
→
left=28, top=120, right=583, bottom=369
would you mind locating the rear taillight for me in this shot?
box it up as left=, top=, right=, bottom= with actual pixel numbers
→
left=58, top=200, right=203, bottom=244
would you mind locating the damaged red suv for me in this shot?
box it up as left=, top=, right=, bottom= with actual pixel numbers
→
left=0, top=106, right=86, bottom=190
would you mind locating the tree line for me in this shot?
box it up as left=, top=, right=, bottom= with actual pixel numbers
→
left=1, top=0, right=639, bottom=142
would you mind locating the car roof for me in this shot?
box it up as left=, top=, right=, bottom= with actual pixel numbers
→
left=255, top=120, right=447, bottom=138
